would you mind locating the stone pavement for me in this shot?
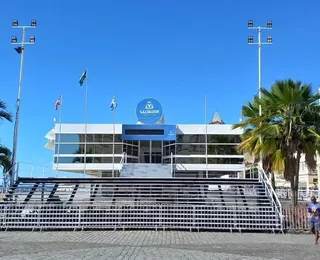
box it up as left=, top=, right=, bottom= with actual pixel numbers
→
left=0, top=231, right=318, bottom=260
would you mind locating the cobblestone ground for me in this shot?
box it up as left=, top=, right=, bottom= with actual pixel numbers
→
left=0, top=231, right=318, bottom=260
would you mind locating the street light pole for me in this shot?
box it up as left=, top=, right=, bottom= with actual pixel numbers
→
left=10, top=19, right=36, bottom=186
left=248, top=20, right=272, bottom=166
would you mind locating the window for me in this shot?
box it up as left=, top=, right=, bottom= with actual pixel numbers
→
left=127, top=158, right=139, bottom=163
left=123, top=140, right=139, bottom=146
left=57, top=134, right=122, bottom=143
left=175, top=157, right=243, bottom=164
left=175, top=157, right=206, bottom=164
left=207, top=145, right=239, bottom=155
left=163, top=141, right=175, bottom=146
left=55, top=144, right=122, bottom=155
left=54, top=157, right=122, bottom=164
left=123, top=144, right=139, bottom=157
left=55, top=144, right=84, bottom=155
left=176, top=134, right=205, bottom=143
left=207, top=135, right=241, bottom=143
left=208, top=158, right=243, bottom=164
left=163, top=145, right=175, bottom=156
left=176, top=144, right=206, bottom=155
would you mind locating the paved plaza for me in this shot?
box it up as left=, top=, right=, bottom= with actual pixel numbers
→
left=0, top=231, right=318, bottom=259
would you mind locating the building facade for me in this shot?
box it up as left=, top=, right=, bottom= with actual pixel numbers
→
left=45, top=98, right=244, bottom=178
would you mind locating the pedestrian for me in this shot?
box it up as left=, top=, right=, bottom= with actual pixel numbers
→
left=308, top=195, right=320, bottom=244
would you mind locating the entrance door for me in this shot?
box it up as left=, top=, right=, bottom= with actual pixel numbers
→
left=138, top=141, right=162, bottom=163
left=139, top=141, right=150, bottom=163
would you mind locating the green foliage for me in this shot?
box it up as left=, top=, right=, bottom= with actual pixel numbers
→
left=233, top=79, right=320, bottom=206
left=0, top=99, right=13, bottom=176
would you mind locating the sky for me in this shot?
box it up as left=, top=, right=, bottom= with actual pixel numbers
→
left=0, top=0, right=319, bottom=178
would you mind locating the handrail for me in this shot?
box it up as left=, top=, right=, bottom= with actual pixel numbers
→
left=258, top=166, right=283, bottom=230
left=175, top=159, right=188, bottom=172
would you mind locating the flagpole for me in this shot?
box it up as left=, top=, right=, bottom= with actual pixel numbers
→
left=112, top=96, right=115, bottom=178
left=205, top=94, right=208, bottom=178
left=84, top=69, right=88, bottom=176
left=56, top=94, right=63, bottom=177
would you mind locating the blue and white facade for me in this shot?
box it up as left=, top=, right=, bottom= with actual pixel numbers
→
left=45, top=98, right=244, bottom=177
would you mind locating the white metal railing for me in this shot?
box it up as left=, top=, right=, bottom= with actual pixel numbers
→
left=120, top=152, right=127, bottom=165
left=258, top=166, right=283, bottom=230
left=276, top=188, right=319, bottom=201
left=170, top=152, right=173, bottom=175
left=0, top=203, right=282, bottom=232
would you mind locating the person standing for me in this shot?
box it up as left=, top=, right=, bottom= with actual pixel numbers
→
left=308, top=195, right=320, bottom=244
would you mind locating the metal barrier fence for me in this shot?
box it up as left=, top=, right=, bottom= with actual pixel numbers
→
left=282, top=206, right=309, bottom=231
left=276, top=188, right=319, bottom=201
left=0, top=203, right=281, bottom=232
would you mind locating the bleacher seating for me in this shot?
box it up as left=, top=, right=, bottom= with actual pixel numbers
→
left=0, top=177, right=282, bottom=232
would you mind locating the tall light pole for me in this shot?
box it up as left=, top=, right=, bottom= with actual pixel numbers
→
left=10, top=19, right=36, bottom=186
left=248, top=20, right=272, bottom=165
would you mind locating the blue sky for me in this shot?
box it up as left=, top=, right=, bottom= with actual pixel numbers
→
left=0, top=0, right=320, bottom=177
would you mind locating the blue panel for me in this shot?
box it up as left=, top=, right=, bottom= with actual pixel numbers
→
left=122, top=124, right=176, bottom=141
left=136, top=98, right=163, bottom=124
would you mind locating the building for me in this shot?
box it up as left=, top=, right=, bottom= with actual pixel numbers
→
left=45, top=98, right=244, bottom=178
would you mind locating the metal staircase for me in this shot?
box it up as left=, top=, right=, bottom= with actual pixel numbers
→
left=0, top=166, right=283, bottom=232
left=120, top=163, right=172, bottom=178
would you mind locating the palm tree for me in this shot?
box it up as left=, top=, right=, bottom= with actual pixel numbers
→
left=0, top=145, right=12, bottom=186
left=0, top=100, right=13, bottom=122
left=0, top=99, right=13, bottom=186
left=233, top=79, right=320, bottom=206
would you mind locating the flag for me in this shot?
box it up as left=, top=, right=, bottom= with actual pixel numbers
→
left=110, top=96, right=117, bottom=111
left=54, top=97, right=61, bottom=110
left=79, top=70, right=87, bottom=86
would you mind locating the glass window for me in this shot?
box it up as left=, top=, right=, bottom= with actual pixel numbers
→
left=54, top=156, right=121, bottom=164
left=57, top=134, right=81, bottom=143
left=175, top=157, right=206, bottom=164
left=176, top=144, right=206, bottom=155
left=163, top=141, right=175, bottom=146
left=175, top=157, right=243, bottom=164
left=208, top=158, right=243, bottom=164
left=123, top=144, right=138, bottom=157
left=89, top=144, right=122, bottom=154
left=127, top=158, right=139, bottom=163
left=207, top=145, right=240, bottom=155
left=163, top=158, right=175, bottom=164
left=55, top=144, right=84, bottom=155
left=176, top=134, right=205, bottom=143
left=57, top=134, right=122, bottom=143
left=123, top=140, right=138, bottom=146
left=207, top=135, right=241, bottom=143
left=163, top=144, right=175, bottom=156
left=94, top=134, right=122, bottom=142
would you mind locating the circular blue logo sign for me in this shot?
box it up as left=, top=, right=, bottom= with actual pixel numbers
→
left=136, top=98, right=163, bottom=124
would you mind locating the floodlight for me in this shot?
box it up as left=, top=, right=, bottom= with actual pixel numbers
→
left=267, top=36, right=272, bottom=43
left=29, top=36, right=35, bottom=43
left=248, top=20, right=254, bottom=28
left=31, top=19, right=37, bottom=27
left=267, top=21, right=272, bottom=28
left=11, top=36, right=17, bottom=43
left=12, top=20, right=18, bottom=27
left=248, top=36, right=254, bottom=43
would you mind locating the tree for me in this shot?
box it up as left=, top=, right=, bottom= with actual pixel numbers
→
left=0, top=99, right=13, bottom=186
left=0, top=145, right=12, bottom=186
left=233, top=79, right=320, bottom=206
left=0, top=100, right=13, bottom=122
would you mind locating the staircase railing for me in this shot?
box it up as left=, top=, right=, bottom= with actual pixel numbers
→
left=258, top=166, right=283, bottom=230
left=117, top=152, right=127, bottom=176
left=174, top=159, right=188, bottom=173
